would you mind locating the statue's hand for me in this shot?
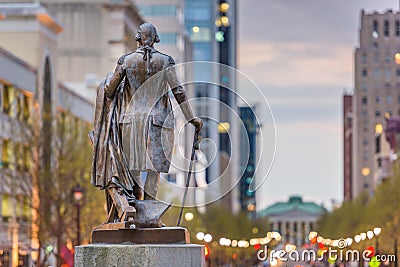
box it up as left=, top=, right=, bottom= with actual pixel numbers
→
left=189, top=117, right=203, bottom=132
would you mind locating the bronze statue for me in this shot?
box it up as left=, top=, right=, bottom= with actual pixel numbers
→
left=90, top=23, right=202, bottom=227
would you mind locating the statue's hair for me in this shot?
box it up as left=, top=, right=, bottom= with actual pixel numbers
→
left=135, top=23, right=160, bottom=43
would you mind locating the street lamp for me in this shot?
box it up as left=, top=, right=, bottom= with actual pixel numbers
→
left=71, top=184, right=85, bottom=245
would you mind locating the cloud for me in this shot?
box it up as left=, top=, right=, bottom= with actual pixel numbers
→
left=239, top=41, right=353, bottom=88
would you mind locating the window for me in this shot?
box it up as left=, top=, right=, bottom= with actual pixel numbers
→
left=375, top=96, right=381, bottom=104
left=23, top=144, right=31, bottom=171
left=1, top=139, right=11, bottom=169
left=373, top=20, right=379, bottom=34
left=139, top=5, right=177, bottom=17
left=186, top=3, right=211, bottom=20
left=363, top=122, right=369, bottom=132
left=2, top=85, right=14, bottom=115
left=190, top=27, right=211, bottom=42
left=396, top=20, right=400, bottom=36
left=385, top=69, right=392, bottom=80
left=362, top=110, right=368, bottom=117
left=374, top=53, right=379, bottom=63
left=397, top=68, right=400, bottom=76
left=385, top=83, right=391, bottom=89
left=193, top=43, right=212, bottom=61
left=22, top=94, right=32, bottom=123
left=374, top=69, right=380, bottom=79
left=15, top=143, right=23, bottom=171
left=16, top=93, right=22, bottom=120
left=362, top=69, right=368, bottom=77
left=362, top=53, right=367, bottom=64
left=16, top=196, right=30, bottom=222
left=375, top=110, right=381, bottom=117
left=384, top=20, right=390, bottom=36
left=363, top=139, right=368, bottom=146
left=361, top=84, right=368, bottom=92
left=158, top=33, right=177, bottom=44
left=386, top=53, right=391, bottom=63
left=376, top=135, right=381, bottom=154
left=1, top=194, right=11, bottom=222
left=362, top=96, right=368, bottom=104
left=387, top=96, right=393, bottom=103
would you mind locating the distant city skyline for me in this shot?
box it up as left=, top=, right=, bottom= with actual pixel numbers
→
left=238, top=0, right=399, bottom=210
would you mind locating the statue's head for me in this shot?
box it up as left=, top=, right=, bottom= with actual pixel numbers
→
left=135, top=23, right=160, bottom=47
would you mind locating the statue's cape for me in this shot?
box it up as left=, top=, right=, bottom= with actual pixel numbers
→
left=90, top=78, right=136, bottom=197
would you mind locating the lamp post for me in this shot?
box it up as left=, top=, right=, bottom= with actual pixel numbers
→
left=373, top=227, right=381, bottom=252
left=71, top=184, right=85, bottom=245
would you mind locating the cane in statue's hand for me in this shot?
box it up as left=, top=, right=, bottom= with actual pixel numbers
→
left=177, top=118, right=202, bottom=227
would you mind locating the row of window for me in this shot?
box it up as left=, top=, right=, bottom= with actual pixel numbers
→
left=158, top=32, right=177, bottom=44
left=1, top=193, right=30, bottom=222
left=362, top=95, right=398, bottom=105
left=360, top=82, right=400, bottom=91
left=361, top=95, right=400, bottom=104
left=361, top=68, right=400, bottom=79
left=0, top=139, right=31, bottom=171
left=361, top=52, right=400, bottom=64
left=138, top=4, right=177, bottom=17
left=361, top=108, right=397, bottom=118
left=372, top=19, right=400, bottom=37
left=0, top=84, right=33, bottom=123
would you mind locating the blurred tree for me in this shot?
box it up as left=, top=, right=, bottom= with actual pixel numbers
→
left=318, top=162, right=400, bottom=256
left=26, top=109, right=103, bottom=267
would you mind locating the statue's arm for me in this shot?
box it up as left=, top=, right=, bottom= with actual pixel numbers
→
left=166, top=57, right=195, bottom=122
left=104, top=56, right=126, bottom=98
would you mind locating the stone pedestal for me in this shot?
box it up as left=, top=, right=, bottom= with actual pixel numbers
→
left=75, top=244, right=205, bottom=267
left=92, top=226, right=190, bottom=244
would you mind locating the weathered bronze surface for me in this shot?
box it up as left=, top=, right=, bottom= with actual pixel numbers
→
left=90, top=22, right=202, bottom=231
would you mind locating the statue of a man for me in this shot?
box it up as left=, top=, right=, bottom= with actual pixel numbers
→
left=91, top=23, right=202, bottom=223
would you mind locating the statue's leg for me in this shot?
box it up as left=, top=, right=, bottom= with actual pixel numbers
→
left=130, top=170, right=143, bottom=200
left=144, top=171, right=160, bottom=200
left=107, top=186, right=136, bottom=221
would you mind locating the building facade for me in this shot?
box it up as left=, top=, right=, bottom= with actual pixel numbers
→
left=0, top=46, right=36, bottom=267
left=343, top=93, right=353, bottom=201
left=0, top=2, right=65, bottom=266
left=0, top=3, right=62, bottom=266
left=184, top=0, right=221, bottom=203
left=258, top=196, right=326, bottom=246
left=351, top=9, right=400, bottom=198
left=41, top=0, right=144, bottom=83
left=239, top=105, right=258, bottom=216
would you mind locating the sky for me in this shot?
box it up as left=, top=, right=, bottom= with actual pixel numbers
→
left=238, top=0, right=400, bottom=210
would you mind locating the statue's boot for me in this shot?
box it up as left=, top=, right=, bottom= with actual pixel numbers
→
left=108, top=187, right=136, bottom=221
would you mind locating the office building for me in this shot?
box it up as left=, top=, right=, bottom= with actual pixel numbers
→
left=343, top=93, right=353, bottom=201
left=239, top=105, right=258, bottom=216
left=185, top=0, right=240, bottom=212
left=41, top=0, right=144, bottom=83
left=351, top=9, right=400, bottom=198
left=0, top=3, right=62, bottom=266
